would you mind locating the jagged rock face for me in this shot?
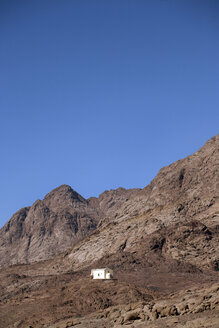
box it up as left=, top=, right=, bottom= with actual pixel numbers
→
left=64, top=135, right=219, bottom=272
left=0, top=185, right=101, bottom=267
left=147, top=135, right=219, bottom=205
left=0, top=185, right=136, bottom=268
left=0, top=135, right=218, bottom=270
left=0, top=135, right=218, bottom=328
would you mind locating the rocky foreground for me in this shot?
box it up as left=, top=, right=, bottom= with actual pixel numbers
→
left=50, top=283, right=219, bottom=328
left=0, top=261, right=218, bottom=327
left=0, top=135, right=218, bottom=327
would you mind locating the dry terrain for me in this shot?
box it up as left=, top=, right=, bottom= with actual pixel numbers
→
left=0, top=135, right=218, bottom=327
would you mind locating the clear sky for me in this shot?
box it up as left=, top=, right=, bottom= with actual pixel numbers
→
left=0, top=0, right=218, bottom=228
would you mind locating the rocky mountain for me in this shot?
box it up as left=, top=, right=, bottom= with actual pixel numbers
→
left=0, top=135, right=218, bottom=270
left=0, top=185, right=98, bottom=267
left=61, top=135, right=218, bottom=273
left=0, top=135, right=218, bottom=328
left=0, top=182, right=138, bottom=268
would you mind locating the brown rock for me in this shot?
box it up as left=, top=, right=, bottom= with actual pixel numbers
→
left=0, top=135, right=219, bottom=328
left=123, top=310, right=141, bottom=322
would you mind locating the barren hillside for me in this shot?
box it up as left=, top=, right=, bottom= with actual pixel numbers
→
left=0, top=135, right=218, bottom=328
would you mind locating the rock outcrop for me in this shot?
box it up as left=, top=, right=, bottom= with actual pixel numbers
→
left=63, top=135, right=219, bottom=273
left=0, top=184, right=138, bottom=268
left=0, top=135, right=218, bottom=328
left=0, top=185, right=101, bottom=267
left=0, top=135, right=218, bottom=270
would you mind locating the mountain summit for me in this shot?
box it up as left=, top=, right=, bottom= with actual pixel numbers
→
left=0, top=184, right=100, bottom=267
left=0, top=136, right=218, bottom=328
left=0, top=135, right=218, bottom=270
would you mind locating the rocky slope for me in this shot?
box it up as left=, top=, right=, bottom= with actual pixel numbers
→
left=1, top=136, right=218, bottom=269
left=62, top=135, right=219, bottom=273
left=0, top=135, right=218, bottom=327
left=0, top=185, right=98, bottom=267
left=48, top=283, right=219, bottom=328
left=0, top=185, right=138, bottom=268
left=0, top=257, right=218, bottom=327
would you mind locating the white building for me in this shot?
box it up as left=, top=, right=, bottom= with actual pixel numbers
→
left=91, top=268, right=113, bottom=280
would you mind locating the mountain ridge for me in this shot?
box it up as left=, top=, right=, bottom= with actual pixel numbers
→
left=0, top=135, right=218, bottom=270
left=0, top=135, right=218, bottom=328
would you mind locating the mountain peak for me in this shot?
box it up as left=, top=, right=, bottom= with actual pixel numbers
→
left=43, top=184, right=86, bottom=204
left=0, top=135, right=218, bottom=269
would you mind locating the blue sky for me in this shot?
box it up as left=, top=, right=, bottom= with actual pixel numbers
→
left=0, top=0, right=218, bottom=228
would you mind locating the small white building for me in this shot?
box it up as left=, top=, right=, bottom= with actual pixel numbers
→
left=91, top=268, right=113, bottom=280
